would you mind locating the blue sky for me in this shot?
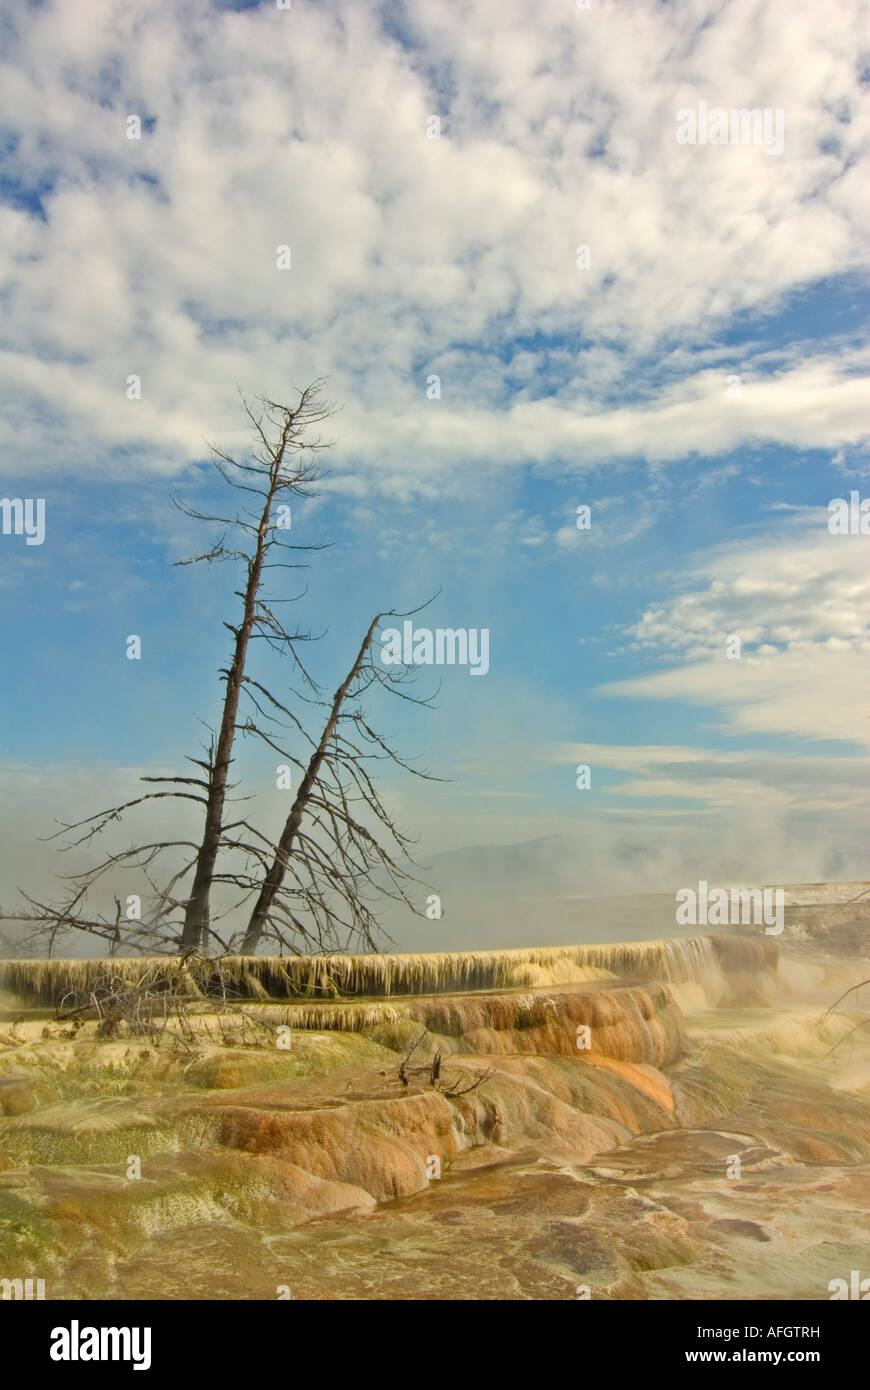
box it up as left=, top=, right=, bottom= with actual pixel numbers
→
left=0, top=0, right=868, bottom=942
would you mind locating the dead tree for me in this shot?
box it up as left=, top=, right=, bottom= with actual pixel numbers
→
left=175, top=383, right=331, bottom=949
left=53, top=961, right=279, bottom=1051
left=4, top=385, right=330, bottom=957
left=1, top=384, right=441, bottom=961
left=397, top=1028, right=492, bottom=1095
left=239, top=601, right=439, bottom=955
left=819, top=977, right=870, bottom=1058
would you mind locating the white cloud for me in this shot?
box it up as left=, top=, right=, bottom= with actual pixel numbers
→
left=551, top=741, right=870, bottom=812
left=0, top=0, right=866, bottom=491
left=598, top=517, right=870, bottom=745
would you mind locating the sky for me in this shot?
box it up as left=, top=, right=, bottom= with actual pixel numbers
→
left=0, top=0, right=868, bottom=951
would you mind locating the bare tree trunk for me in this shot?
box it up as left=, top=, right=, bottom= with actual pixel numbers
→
left=180, top=434, right=290, bottom=948
left=2, top=385, right=435, bottom=964
left=239, top=615, right=381, bottom=954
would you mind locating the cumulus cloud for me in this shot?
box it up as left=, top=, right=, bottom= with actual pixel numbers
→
left=0, top=0, right=866, bottom=491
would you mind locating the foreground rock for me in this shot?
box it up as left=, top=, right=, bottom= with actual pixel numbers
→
left=1, top=923, right=868, bottom=1299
